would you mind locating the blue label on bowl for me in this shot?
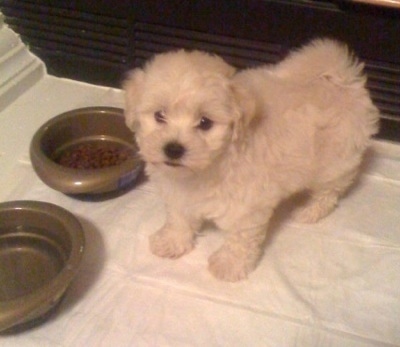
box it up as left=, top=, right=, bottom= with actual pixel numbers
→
left=118, top=167, right=140, bottom=189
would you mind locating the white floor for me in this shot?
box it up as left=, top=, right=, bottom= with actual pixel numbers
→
left=1, top=25, right=400, bottom=347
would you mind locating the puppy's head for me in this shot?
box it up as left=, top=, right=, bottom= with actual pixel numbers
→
left=124, top=50, right=254, bottom=176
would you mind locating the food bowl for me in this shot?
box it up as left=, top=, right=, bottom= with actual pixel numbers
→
left=30, top=107, right=143, bottom=195
left=0, top=200, right=85, bottom=333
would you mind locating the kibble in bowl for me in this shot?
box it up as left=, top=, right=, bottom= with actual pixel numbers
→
left=30, top=107, right=144, bottom=195
left=54, top=141, right=134, bottom=170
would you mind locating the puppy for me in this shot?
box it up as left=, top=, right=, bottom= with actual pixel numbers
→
left=124, top=39, right=379, bottom=282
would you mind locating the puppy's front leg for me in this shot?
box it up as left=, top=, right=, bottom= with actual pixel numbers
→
left=208, top=220, right=269, bottom=282
left=149, top=211, right=198, bottom=259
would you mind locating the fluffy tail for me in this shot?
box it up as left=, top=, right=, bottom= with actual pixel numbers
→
left=274, top=38, right=366, bottom=88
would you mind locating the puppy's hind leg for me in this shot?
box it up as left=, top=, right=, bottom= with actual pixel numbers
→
left=291, top=169, right=359, bottom=223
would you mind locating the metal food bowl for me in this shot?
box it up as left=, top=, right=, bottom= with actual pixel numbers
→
left=30, top=106, right=143, bottom=195
left=0, top=200, right=85, bottom=333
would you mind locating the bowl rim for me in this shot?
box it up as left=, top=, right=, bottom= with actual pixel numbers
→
left=0, top=200, right=85, bottom=332
left=29, top=106, right=143, bottom=194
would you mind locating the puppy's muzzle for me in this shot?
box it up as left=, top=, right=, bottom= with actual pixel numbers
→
left=163, top=141, right=186, bottom=160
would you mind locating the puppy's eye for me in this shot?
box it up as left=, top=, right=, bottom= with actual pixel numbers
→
left=197, top=116, right=213, bottom=131
left=154, top=110, right=166, bottom=123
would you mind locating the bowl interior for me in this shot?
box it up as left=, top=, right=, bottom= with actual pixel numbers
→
left=40, top=109, right=136, bottom=169
left=0, top=201, right=84, bottom=332
left=0, top=225, right=69, bottom=301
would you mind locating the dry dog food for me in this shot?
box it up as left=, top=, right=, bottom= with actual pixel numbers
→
left=54, top=141, right=134, bottom=169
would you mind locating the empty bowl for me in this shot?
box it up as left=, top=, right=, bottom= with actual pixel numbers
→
left=30, top=106, right=143, bottom=195
left=0, top=200, right=85, bottom=333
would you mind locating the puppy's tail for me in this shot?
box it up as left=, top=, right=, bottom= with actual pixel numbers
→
left=274, top=38, right=366, bottom=88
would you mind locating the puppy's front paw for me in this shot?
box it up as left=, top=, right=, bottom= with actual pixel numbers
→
left=149, top=227, right=194, bottom=259
left=208, top=245, right=259, bottom=282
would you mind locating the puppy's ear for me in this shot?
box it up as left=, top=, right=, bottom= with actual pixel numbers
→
left=230, top=83, right=257, bottom=142
left=123, top=68, right=145, bottom=131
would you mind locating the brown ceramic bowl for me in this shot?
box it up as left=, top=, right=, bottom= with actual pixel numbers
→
left=30, top=107, right=143, bottom=195
left=0, top=200, right=85, bottom=333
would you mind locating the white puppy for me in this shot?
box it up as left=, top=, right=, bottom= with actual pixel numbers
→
left=124, top=39, right=379, bottom=282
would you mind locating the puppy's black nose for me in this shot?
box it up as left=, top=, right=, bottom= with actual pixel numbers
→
left=163, top=141, right=186, bottom=160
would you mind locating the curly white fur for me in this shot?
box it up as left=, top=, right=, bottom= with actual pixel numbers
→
left=124, top=39, right=379, bottom=282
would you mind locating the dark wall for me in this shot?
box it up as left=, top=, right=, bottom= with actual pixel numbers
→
left=1, top=0, right=399, bottom=141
